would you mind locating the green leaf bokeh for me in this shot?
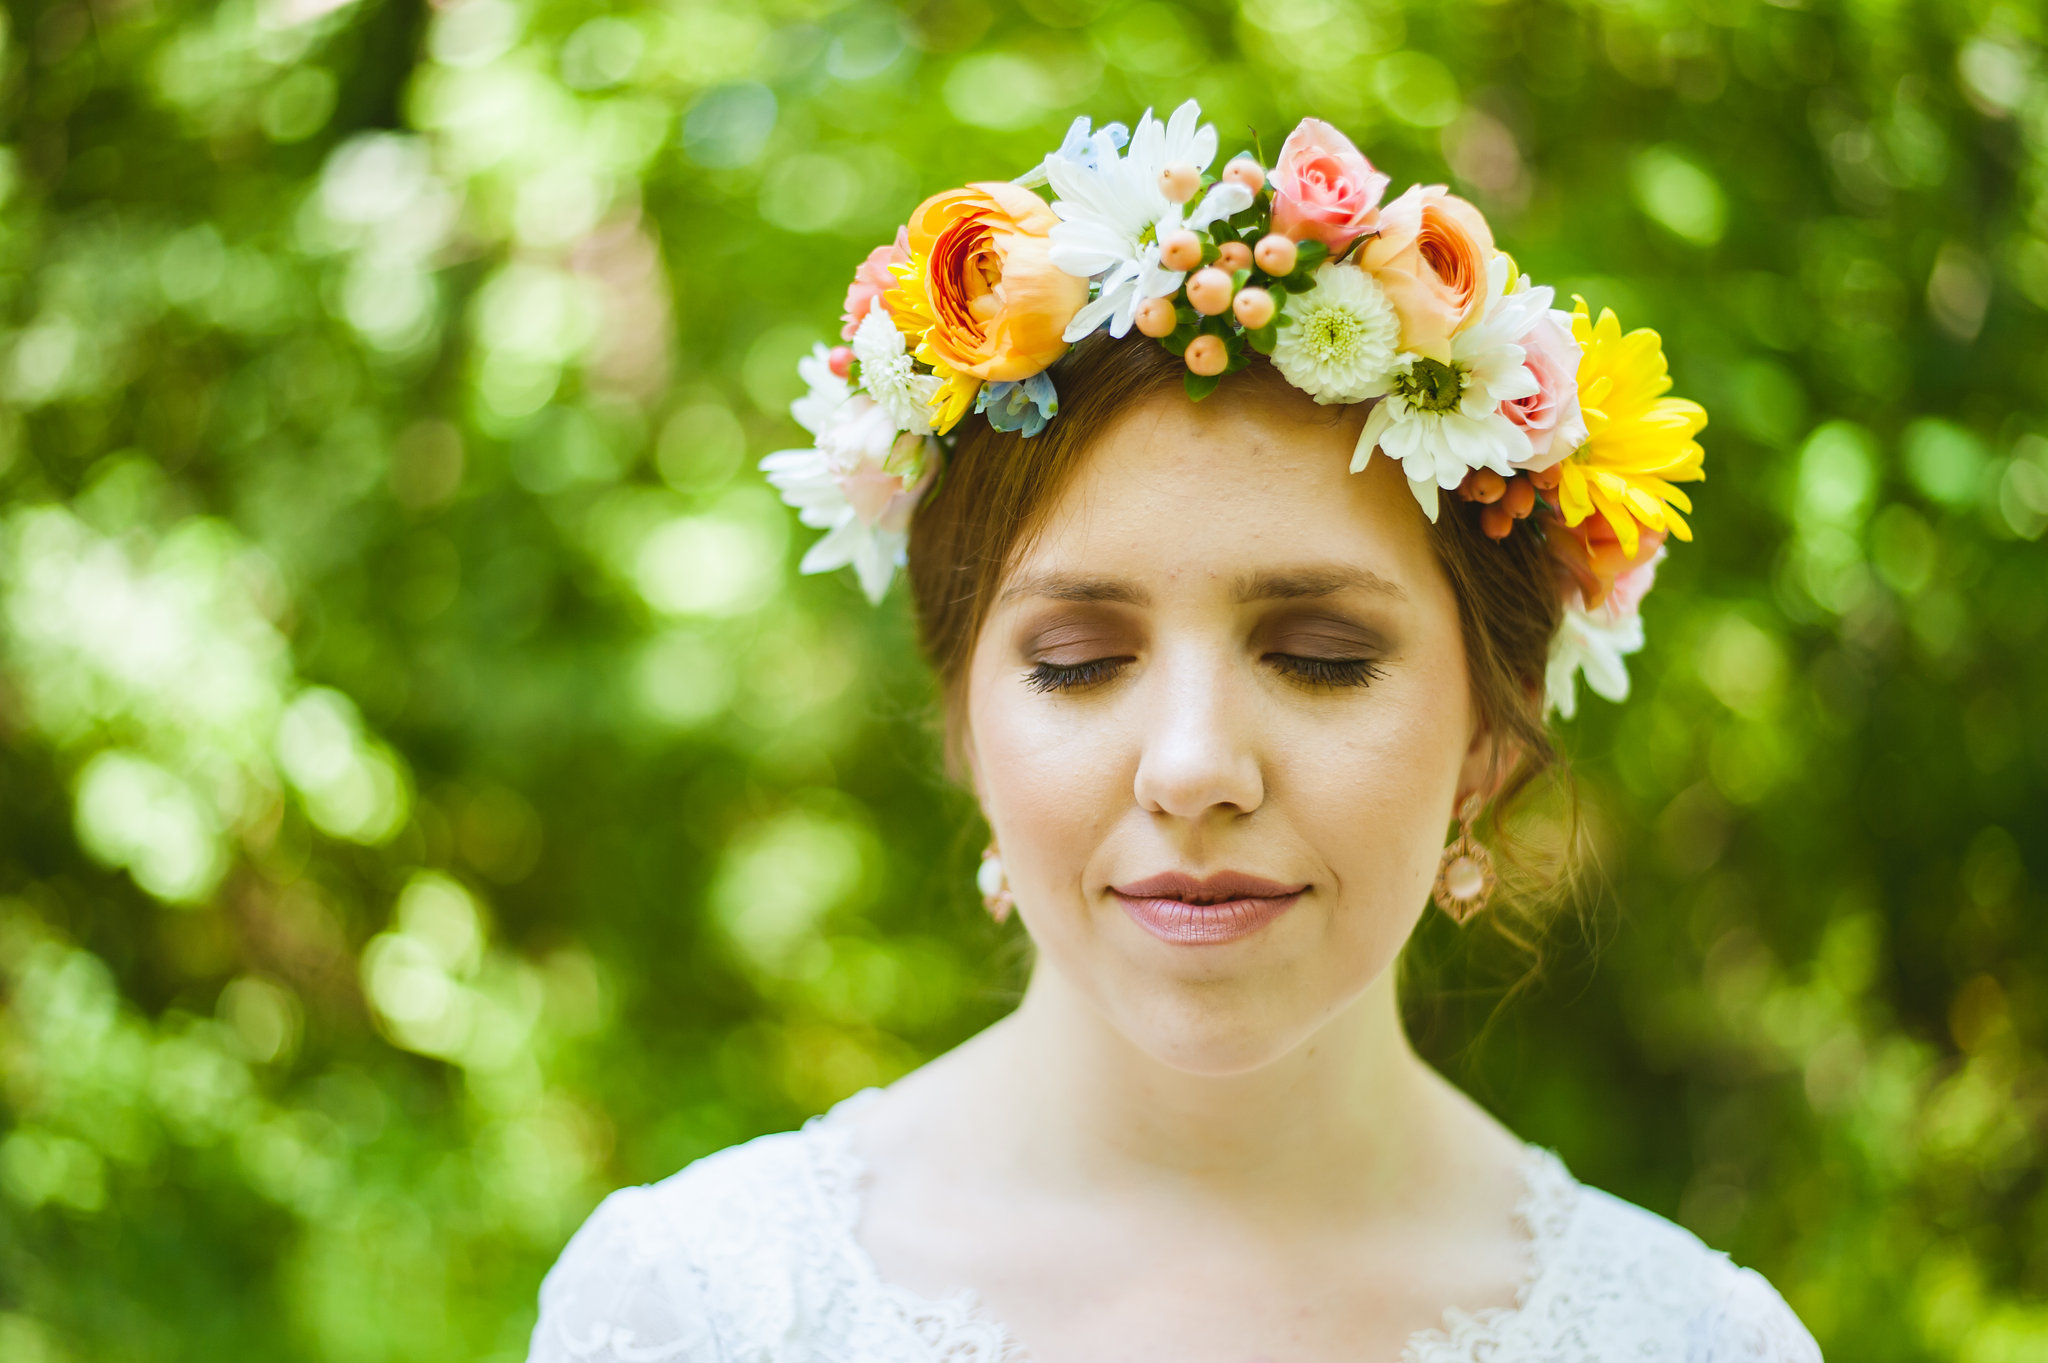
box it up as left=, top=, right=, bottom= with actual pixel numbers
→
left=0, top=1, right=2044, bottom=1359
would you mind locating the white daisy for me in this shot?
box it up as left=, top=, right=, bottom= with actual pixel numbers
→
left=1351, top=254, right=1549, bottom=520
left=1544, top=591, right=1646, bottom=719
left=1270, top=264, right=1402, bottom=404
left=851, top=301, right=937, bottom=436
left=791, top=342, right=851, bottom=437
left=760, top=393, right=936, bottom=603
left=1045, top=100, right=1255, bottom=343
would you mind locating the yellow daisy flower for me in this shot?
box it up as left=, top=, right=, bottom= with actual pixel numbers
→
left=1554, top=297, right=1707, bottom=556
left=884, top=253, right=981, bottom=436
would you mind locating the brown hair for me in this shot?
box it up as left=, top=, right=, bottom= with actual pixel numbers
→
left=906, top=335, right=1577, bottom=947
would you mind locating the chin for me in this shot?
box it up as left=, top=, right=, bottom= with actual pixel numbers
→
left=1106, top=973, right=1355, bottom=1077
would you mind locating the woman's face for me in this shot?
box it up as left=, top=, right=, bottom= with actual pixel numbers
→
left=963, top=382, right=1494, bottom=1075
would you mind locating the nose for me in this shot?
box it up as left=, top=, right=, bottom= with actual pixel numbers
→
left=1131, top=645, right=1265, bottom=821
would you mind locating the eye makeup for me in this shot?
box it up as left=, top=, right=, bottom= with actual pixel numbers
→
left=1014, top=607, right=1140, bottom=693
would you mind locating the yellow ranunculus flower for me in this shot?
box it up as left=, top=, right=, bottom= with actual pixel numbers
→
left=1554, top=298, right=1707, bottom=557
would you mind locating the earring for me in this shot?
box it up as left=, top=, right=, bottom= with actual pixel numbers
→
left=1432, top=794, right=1496, bottom=924
left=977, top=845, right=1015, bottom=923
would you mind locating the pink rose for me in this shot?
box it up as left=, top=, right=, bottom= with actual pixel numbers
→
left=1359, top=184, right=1495, bottom=362
left=1501, top=309, right=1587, bottom=467
left=1267, top=119, right=1389, bottom=252
left=841, top=227, right=910, bottom=341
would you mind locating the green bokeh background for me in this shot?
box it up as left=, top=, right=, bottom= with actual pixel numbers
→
left=1, top=0, right=2044, bottom=1358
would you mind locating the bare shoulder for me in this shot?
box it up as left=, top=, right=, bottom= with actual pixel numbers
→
left=1560, top=1182, right=1824, bottom=1361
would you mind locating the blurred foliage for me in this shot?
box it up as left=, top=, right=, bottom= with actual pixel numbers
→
left=0, top=0, right=2044, bottom=1359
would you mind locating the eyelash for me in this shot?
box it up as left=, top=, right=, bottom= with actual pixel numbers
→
left=1024, top=658, right=1132, bottom=693
left=1023, top=655, right=1386, bottom=693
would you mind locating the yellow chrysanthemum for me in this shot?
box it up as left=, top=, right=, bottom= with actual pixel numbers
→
left=884, top=252, right=982, bottom=436
left=1553, top=297, right=1707, bottom=556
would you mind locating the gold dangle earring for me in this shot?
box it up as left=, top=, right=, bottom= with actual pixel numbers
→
left=978, top=845, right=1015, bottom=923
left=1432, top=794, right=1496, bottom=924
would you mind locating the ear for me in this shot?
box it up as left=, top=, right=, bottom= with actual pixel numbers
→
left=1455, top=709, right=1523, bottom=814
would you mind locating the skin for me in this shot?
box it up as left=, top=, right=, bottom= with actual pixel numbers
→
left=839, top=379, right=1535, bottom=1363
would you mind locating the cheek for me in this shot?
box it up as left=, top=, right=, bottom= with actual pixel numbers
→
left=965, top=668, right=1132, bottom=893
left=1288, top=709, right=1457, bottom=929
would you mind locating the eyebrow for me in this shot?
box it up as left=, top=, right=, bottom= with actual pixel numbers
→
left=999, top=571, right=1149, bottom=606
left=1232, top=565, right=1407, bottom=604
left=998, top=564, right=1406, bottom=607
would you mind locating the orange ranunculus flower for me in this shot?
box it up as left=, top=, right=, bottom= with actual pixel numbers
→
left=1358, top=184, right=1495, bottom=364
left=1546, top=507, right=1665, bottom=611
left=887, top=181, right=1087, bottom=383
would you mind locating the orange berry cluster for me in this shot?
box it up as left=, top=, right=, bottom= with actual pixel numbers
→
left=1455, top=464, right=1562, bottom=540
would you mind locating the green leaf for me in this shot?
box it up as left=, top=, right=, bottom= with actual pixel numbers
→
left=1248, top=322, right=1279, bottom=354
left=1231, top=267, right=1252, bottom=290
left=1184, top=370, right=1223, bottom=401
left=1293, top=239, right=1330, bottom=270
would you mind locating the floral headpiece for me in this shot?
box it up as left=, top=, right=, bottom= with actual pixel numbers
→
left=760, top=101, right=1707, bottom=717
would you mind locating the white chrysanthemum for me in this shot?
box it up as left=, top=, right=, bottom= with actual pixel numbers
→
left=1044, top=100, right=1255, bottom=343
left=852, top=301, right=937, bottom=436
left=1270, top=264, right=1402, bottom=404
left=1544, top=592, right=1646, bottom=719
left=760, top=393, right=936, bottom=603
left=1351, top=254, right=1548, bottom=520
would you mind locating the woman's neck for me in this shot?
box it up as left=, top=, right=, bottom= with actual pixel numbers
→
left=949, top=959, right=1469, bottom=1214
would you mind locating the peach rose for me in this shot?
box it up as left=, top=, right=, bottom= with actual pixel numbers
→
left=841, top=227, right=909, bottom=341
left=1548, top=509, right=1665, bottom=612
left=897, top=181, right=1087, bottom=382
left=1502, top=309, right=1588, bottom=468
left=1267, top=118, right=1390, bottom=252
left=1358, top=184, right=1496, bottom=362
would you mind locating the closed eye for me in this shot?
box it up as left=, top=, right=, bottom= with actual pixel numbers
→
left=1024, top=657, right=1134, bottom=693
left=1266, top=654, right=1386, bottom=689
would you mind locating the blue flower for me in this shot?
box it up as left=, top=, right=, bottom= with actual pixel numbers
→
left=975, top=373, right=1060, bottom=437
left=1016, top=117, right=1129, bottom=187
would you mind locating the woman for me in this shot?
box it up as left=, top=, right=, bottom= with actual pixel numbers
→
left=526, top=103, right=1820, bottom=1361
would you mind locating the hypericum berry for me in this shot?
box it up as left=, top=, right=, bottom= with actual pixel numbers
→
left=1480, top=504, right=1515, bottom=540
left=1135, top=296, right=1178, bottom=338
left=1224, top=157, right=1264, bottom=192
left=1159, top=230, right=1203, bottom=273
left=1186, top=267, right=1233, bottom=315
left=1232, top=286, right=1276, bottom=329
left=1502, top=476, right=1537, bottom=519
left=827, top=346, right=854, bottom=379
left=1185, top=334, right=1228, bottom=376
left=1159, top=162, right=1202, bottom=204
left=1528, top=463, right=1562, bottom=491
left=1216, top=240, right=1252, bottom=272
left=1253, top=233, right=1298, bottom=276
left=1462, top=469, right=1506, bottom=503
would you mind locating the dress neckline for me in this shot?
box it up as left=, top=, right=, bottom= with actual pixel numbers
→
left=799, top=1086, right=1581, bottom=1363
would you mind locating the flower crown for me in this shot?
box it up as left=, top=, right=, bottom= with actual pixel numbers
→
left=760, top=101, right=1707, bottom=718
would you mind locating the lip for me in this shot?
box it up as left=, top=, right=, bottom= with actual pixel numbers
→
left=1110, top=870, right=1309, bottom=946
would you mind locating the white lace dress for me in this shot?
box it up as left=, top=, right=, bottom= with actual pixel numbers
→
left=526, top=1088, right=1821, bottom=1363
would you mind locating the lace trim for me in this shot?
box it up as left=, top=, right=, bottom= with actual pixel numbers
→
left=803, top=1088, right=1024, bottom=1362
left=802, top=1088, right=1579, bottom=1363
left=1398, top=1142, right=1580, bottom=1362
